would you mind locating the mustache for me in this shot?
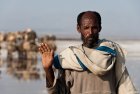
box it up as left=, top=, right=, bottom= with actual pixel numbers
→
left=86, top=34, right=98, bottom=40
left=81, top=34, right=99, bottom=48
left=81, top=34, right=99, bottom=42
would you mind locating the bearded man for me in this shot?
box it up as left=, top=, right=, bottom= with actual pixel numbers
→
left=39, top=11, right=138, bottom=94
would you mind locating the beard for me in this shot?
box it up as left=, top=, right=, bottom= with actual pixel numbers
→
left=81, top=33, right=99, bottom=48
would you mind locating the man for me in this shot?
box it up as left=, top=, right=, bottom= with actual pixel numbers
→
left=39, top=11, right=138, bottom=94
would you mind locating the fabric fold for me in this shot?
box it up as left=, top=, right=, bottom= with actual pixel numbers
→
left=54, top=39, right=119, bottom=76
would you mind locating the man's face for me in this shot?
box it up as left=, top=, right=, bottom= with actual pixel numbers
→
left=78, top=16, right=101, bottom=48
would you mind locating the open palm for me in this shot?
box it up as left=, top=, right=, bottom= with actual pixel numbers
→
left=39, top=43, right=54, bottom=72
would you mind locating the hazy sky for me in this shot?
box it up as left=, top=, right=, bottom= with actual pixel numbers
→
left=0, top=0, right=140, bottom=39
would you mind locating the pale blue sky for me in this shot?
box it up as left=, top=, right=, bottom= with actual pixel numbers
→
left=0, top=0, right=140, bottom=39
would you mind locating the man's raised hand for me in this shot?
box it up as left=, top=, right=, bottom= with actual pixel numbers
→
left=38, top=43, right=54, bottom=72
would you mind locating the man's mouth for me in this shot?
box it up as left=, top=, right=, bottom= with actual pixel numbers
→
left=87, top=37, right=93, bottom=41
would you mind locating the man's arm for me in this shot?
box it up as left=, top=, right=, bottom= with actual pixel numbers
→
left=38, top=43, right=55, bottom=87
left=39, top=43, right=69, bottom=94
left=45, top=68, right=54, bottom=87
left=115, top=43, right=138, bottom=94
left=117, top=68, right=138, bottom=94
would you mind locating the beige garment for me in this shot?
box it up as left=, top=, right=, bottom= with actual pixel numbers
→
left=46, top=39, right=138, bottom=94
left=114, top=43, right=138, bottom=94
left=47, top=68, right=138, bottom=94
left=47, top=69, right=116, bottom=94
left=57, top=39, right=116, bottom=75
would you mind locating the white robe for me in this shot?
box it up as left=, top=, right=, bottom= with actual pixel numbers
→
left=47, top=39, right=138, bottom=94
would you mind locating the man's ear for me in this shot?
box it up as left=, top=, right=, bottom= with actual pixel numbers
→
left=99, top=26, right=102, bottom=32
left=77, top=24, right=80, bottom=33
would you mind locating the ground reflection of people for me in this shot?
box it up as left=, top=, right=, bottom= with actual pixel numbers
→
left=0, top=28, right=57, bottom=81
left=6, top=59, right=40, bottom=80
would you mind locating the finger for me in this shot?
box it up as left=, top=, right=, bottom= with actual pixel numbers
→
left=50, top=49, right=54, bottom=57
left=39, top=43, right=46, bottom=54
left=39, top=43, right=44, bottom=51
left=38, top=47, right=44, bottom=54
left=41, top=43, right=48, bottom=52
left=45, top=43, right=51, bottom=52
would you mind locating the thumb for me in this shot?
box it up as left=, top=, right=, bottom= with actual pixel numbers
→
left=50, top=49, right=54, bottom=57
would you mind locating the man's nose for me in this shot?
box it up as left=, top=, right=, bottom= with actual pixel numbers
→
left=88, top=28, right=93, bottom=35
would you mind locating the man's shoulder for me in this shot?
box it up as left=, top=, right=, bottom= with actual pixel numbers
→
left=100, top=39, right=121, bottom=47
left=59, top=44, right=82, bottom=54
left=100, top=38, right=115, bottom=44
left=102, top=39, right=127, bottom=56
left=99, top=39, right=115, bottom=48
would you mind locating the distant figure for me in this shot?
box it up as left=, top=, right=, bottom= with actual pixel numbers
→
left=39, top=11, right=138, bottom=94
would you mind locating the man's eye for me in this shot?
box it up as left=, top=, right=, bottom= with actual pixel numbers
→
left=84, top=27, right=89, bottom=29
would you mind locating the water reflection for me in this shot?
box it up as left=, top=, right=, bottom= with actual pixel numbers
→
left=0, top=28, right=57, bottom=81
left=6, top=59, right=40, bottom=80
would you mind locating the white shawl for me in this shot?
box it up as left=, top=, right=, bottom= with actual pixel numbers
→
left=53, top=39, right=138, bottom=94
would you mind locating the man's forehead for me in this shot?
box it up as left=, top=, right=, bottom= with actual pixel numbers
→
left=82, top=12, right=96, bottom=19
left=81, top=18, right=97, bottom=26
left=82, top=18, right=93, bottom=24
left=81, top=12, right=98, bottom=25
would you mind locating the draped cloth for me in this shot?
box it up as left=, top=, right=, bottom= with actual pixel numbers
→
left=54, top=39, right=118, bottom=85
left=52, top=39, right=138, bottom=94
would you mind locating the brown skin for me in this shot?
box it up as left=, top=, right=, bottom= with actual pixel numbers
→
left=77, top=12, right=101, bottom=48
left=38, top=43, right=54, bottom=87
left=39, top=12, right=102, bottom=87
